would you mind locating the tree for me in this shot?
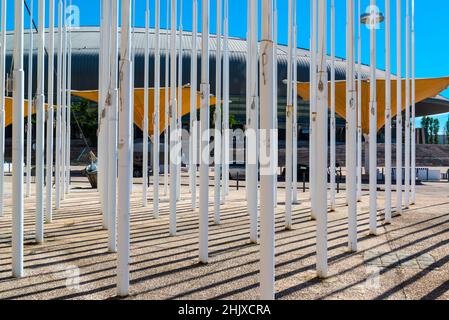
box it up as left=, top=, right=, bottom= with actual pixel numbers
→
left=445, top=116, right=449, bottom=144
left=432, top=118, right=440, bottom=144
left=421, top=116, right=431, bottom=143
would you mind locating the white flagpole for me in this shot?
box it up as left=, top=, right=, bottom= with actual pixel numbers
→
left=292, top=3, right=298, bottom=205
left=330, top=0, right=336, bottom=211
left=154, top=0, right=161, bottom=218
left=190, top=0, right=198, bottom=209
left=66, top=1, right=72, bottom=194
left=12, top=0, right=26, bottom=278
left=26, top=0, right=33, bottom=198
left=143, top=0, right=150, bottom=207
left=117, top=0, right=132, bottom=297
left=176, top=0, right=183, bottom=201
left=55, top=0, right=62, bottom=210
left=222, top=0, right=229, bottom=202
left=46, top=0, right=55, bottom=223
left=385, top=0, right=392, bottom=223
left=411, top=0, right=416, bottom=205
left=310, top=0, right=317, bottom=220
left=285, top=0, right=293, bottom=230
left=357, top=0, right=362, bottom=202
left=273, top=0, right=278, bottom=208
left=248, top=0, right=259, bottom=243
left=259, top=0, right=275, bottom=300
left=199, top=0, right=210, bottom=264
left=405, top=0, right=410, bottom=209
left=396, top=0, right=403, bottom=215
left=61, top=0, right=67, bottom=199
left=35, top=0, right=46, bottom=243
left=169, top=0, right=178, bottom=235
left=214, top=0, right=222, bottom=224
left=107, top=0, right=119, bottom=252
left=0, top=0, right=7, bottom=217
left=316, top=0, right=328, bottom=278
left=346, top=0, right=357, bottom=250
left=164, top=0, right=169, bottom=196
left=368, top=0, right=378, bottom=235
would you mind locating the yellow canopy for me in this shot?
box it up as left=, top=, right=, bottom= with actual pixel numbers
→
left=297, top=76, right=449, bottom=134
left=71, top=87, right=217, bottom=137
left=4, top=97, right=38, bottom=128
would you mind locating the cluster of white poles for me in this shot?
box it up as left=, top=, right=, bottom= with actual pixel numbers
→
left=1, top=0, right=417, bottom=300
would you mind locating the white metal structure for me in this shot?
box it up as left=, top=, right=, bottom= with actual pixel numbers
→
left=190, top=0, right=198, bottom=210
left=176, top=0, right=183, bottom=202
left=247, top=0, right=258, bottom=243
left=169, top=0, right=178, bottom=236
left=222, top=0, right=230, bottom=203
left=199, top=0, right=210, bottom=264
left=396, top=0, right=403, bottom=215
left=117, top=0, right=132, bottom=297
left=26, top=0, right=33, bottom=199
left=214, top=0, right=222, bottom=224
left=405, top=0, right=411, bottom=209
left=346, top=0, right=357, bottom=250
left=259, top=0, right=275, bottom=300
left=315, top=0, right=328, bottom=278
left=154, top=0, right=161, bottom=218
left=369, top=0, right=378, bottom=236
left=309, top=0, right=317, bottom=220
left=0, top=0, right=7, bottom=217
left=55, top=0, right=63, bottom=210
left=35, top=0, right=46, bottom=243
left=385, top=0, right=392, bottom=223
left=356, top=0, right=362, bottom=202
left=411, top=0, right=416, bottom=204
left=46, top=0, right=55, bottom=223
left=143, top=0, right=150, bottom=207
left=12, top=0, right=25, bottom=278
left=292, top=3, right=298, bottom=205
left=330, top=0, right=336, bottom=212
left=164, top=0, right=169, bottom=196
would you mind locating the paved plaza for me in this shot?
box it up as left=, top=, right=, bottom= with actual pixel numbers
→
left=0, top=174, right=448, bottom=300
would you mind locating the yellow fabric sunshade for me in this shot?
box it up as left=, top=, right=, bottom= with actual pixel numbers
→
left=71, top=87, right=217, bottom=137
left=4, top=97, right=43, bottom=127
left=297, top=76, right=449, bottom=134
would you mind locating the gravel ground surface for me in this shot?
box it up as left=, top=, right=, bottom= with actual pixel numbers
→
left=0, top=173, right=449, bottom=300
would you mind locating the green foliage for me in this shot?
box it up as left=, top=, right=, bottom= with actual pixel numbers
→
left=71, top=99, right=98, bottom=147
left=445, top=116, right=449, bottom=144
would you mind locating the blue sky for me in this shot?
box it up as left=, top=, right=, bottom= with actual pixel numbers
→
left=6, top=0, right=449, bottom=127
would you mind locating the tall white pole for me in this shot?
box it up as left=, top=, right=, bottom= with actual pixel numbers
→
left=396, top=0, right=403, bottom=215
left=369, top=0, right=378, bottom=235
left=61, top=0, right=67, bottom=199
left=169, top=0, right=178, bottom=236
left=26, top=0, right=33, bottom=198
left=107, top=0, right=119, bottom=252
left=99, top=0, right=110, bottom=228
left=66, top=1, right=72, bottom=195
left=199, top=0, right=210, bottom=264
left=46, top=0, right=55, bottom=223
left=0, top=0, right=7, bottom=217
left=285, top=0, right=293, bottom=230
left=356, top=0, right=362, bottom=202
left=164, top=0, right=169, bottom=196
left=214, top=0, right=222, bottom=224
left=273, top=0, right=278, bottom=208
left=404, top=0, right=410, bottom=209
left=310, top=0, right=317, bottom=220
left=330, top=0, right=336, bottom=211
left=190, top=0, right=198, bottom=209
left=292, top=3, right=298, bottom=205
left=142, top=0, right=149, bottom=207
left=154, top=0, right=161, bottom=218
left=346, top=0, right=357, bottom=250
left=248, top=0, right=259, bottom=243
left=315, top=0, right=328, bottom=278
left=411, top=0, right=416, bottom=205
left=222, top=0, right=229, bottom=202
left=12, top=0, right=25, bottom=278
left=259, top=0, right=275, bottom=300
left=55, top=0, right=62, bottom=210
left=176, top=0, right=183, bottom=202
left=35, top=0, right=46, bottom=244
left=385, top=0, right=392, bottom=223
left=117, top=0, right=132, bottom=297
